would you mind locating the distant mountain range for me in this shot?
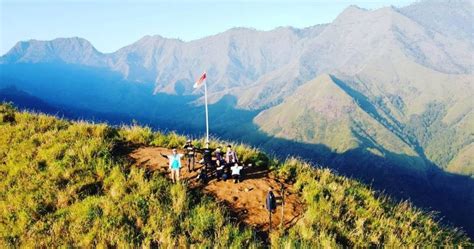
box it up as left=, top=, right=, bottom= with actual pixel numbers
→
left=1, top=0, right=473, bottom=237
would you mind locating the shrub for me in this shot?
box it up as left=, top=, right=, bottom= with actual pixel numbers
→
left=119, top=125, right=153, bottom=145
left=0, top=102, right=16, bottom=124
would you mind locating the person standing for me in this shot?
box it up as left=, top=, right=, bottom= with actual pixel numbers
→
left=161, top=148, right=184, bottom=183
left=225, top=145, right=238, bottom=166
left=183, top=139, right=196, bottom=172
left=215, top=147, right=225, bottom=167
left=266, top=187, right=277, bottom=231
left=215, top=147, right=225, bottom=180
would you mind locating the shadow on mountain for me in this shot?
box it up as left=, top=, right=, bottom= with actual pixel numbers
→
left=0, top=85, right=140, bottom=125
left=330, top=75, right=429, bottom=160
left=0, top=63, right=199, bottom=128
left=258, top=136, right=474, bottom=236
left=1, top=63, right=473, bottom=238
left=185, top=95, right=474, bottom=238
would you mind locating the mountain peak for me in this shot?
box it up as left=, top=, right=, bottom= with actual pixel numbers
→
left=337, top=5, right=368, bottom=17
left=334, top=4, right=401, bottom=24
left=1, top=37, right=104, bottom=65
left=138, top=34, right=183, bottom=43
left=399, top=0, right=474, bottom=42
left=293, top=74, right=351, bottom=104
left=53, top=36, right=92, bottom=44
left=123, top=34, right=184, bottom=51
left=25, top=37, right=95, bottom=49
left=208, top=27, right=259, bottom=40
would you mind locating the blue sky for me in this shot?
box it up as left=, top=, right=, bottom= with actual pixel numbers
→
left=1, top=0, right=416, bottom=55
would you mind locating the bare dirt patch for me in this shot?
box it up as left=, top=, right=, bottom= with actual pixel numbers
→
left=128, top=146, right=304, bottom=231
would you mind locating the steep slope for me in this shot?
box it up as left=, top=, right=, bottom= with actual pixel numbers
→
left=448, top=142, right=474, bottom=176
left=1, top=2, right=471, bottom=106
left=0, top=26, right=325, bottom=98
left=1, top=104, right=471, bottom=246
left=245, top=4, right=474, bottom=177
left=109, top=35, right=184, bottom=85
left=238, top=5, right=473, bottom=109
left=349, top=47, right=474, bottom=173
left=1, top=3, right=471, bottom=109
left=254, top=74, right=426, bottom=173
left=0, top=0, right=472, bottom=214
left=399, top=0, right=474, bottom=44
left=0, top=86, right=62, bottom=114
left=123, top=27, right=321, bottom=95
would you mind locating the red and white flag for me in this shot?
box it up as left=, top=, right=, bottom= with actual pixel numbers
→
left=193, top=72, right=206, bottom=89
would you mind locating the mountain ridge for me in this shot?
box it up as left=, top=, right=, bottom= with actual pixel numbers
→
left=1, top=0, right=473, bottom=237
left=1, top=1, right=471, bottom=176
left=1, top=103, right=472, bottom=246
left=3, top=2, right=471, bottom=103
left=254, top=74, right=426, bottom=172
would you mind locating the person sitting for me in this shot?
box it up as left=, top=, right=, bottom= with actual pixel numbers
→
left=216, top=150, right=228, bottom=180
left=225, top=145, right=238, bottom=166
left=231, top=163, right=243, bottom=183
left=196, top=168, right=208, bottom=184
left=216, top=163, right=224, bottom=180
left=222, top=164, right=232, bottom=181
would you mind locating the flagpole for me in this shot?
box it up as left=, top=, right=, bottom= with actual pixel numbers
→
left=204, top=78, right=210, bottom=148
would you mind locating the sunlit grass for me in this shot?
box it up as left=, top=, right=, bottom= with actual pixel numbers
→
left=0, top=103, right=471, bottom=247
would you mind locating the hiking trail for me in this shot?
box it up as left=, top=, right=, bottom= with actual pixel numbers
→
left=128, top=146, right=304, bottom=232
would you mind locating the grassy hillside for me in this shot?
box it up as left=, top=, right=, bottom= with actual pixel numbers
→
left=254, top=74, right=426, bottom=173
left=255, top=68, right=474, bottom=179
left=0, top=103, right=471, bottom=247
left=349, top=50, right=474, bottom=177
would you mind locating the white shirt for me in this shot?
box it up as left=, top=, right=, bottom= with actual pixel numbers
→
left=231, top=165, right=243, bottom=175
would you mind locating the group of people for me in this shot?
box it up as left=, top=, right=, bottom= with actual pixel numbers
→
left=213, top=145, right=243, bottom=183
left=161, top=139, right=245, bottom=184
left=161, top=139, right=280, bottom=228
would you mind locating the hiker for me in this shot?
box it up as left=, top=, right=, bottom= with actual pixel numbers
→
left=225, top=145, right=238, bottom=166
left=183, top=139, right=196, bottom=172
left=231, top=163, right=243, bottom=183
left=215, top=147, right=225, bottom=167
left=222, top=163, right=231, bottom=181
left=196, top=168, right=208, bottom=184
left=216, top=163, right=225, bottom=180
left=196, top=144, right=215, bottom=170
left=215, top=147, right=224, bottom=179
left=160, top=148, right=184, bottom=183
left=266, top=187, right=277, bottom=231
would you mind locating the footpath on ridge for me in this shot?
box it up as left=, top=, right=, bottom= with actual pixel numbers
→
left=128, top=146, right=304, bottom=232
